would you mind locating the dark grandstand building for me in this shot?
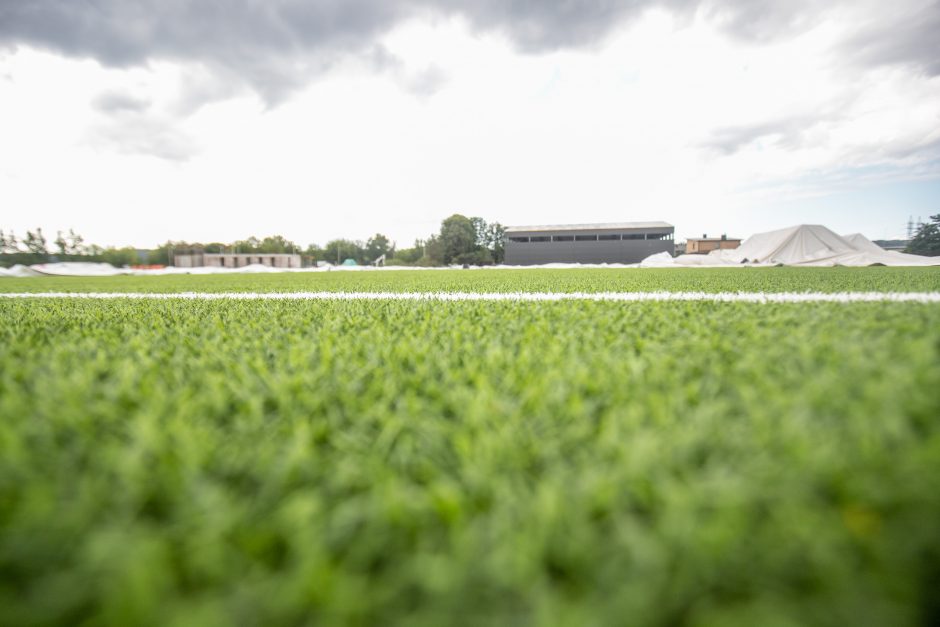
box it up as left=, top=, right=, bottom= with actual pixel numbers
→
left=504, top=221, right=675, bottom=265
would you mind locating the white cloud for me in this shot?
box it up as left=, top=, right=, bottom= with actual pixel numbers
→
left=0, top=3, right=938, bottom=247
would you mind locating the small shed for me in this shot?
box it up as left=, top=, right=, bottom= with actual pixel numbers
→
left=685, top=235, right=741, bottom=254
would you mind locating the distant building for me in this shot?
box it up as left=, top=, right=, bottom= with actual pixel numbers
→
left=504, top=222, right=675, bottom=265
left=173, top=252, right=302, bottom=268
left=685, top=235, right=741, bottom=255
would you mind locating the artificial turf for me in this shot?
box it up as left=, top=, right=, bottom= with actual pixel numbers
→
left=1, top=266, right=939, bottom=294
left=0, top=269, right=939, bottom=626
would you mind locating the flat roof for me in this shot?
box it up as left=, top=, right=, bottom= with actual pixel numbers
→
left=687, top=237, right=741, bottom=242
left=505, top=221, right=673, bottom=233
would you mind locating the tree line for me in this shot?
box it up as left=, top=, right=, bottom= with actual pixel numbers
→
left=905, top=214, right=940, bottom=256
left=0, top=228, right=146, bottom=267
left=0, top=215, right=506, bottom=268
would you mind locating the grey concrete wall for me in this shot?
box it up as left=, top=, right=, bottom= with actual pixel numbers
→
left=176, top=254, right=302, bottom=268
left=173, top=254, right=204, bottom=268
left=504, top=230, right=674, bottom=265
left=210, top=254, right=301, bottom=268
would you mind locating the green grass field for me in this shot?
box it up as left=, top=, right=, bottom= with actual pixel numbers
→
left=1, top=268, right=939, bottom=626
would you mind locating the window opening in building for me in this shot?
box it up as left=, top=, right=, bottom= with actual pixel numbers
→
left=530, top=236, right=551, bottom=242
left=553, top=235, right=574, bottom=241
left=598, top=234, right=620, bottom=240
left=575, top=234, right=598, bottom=241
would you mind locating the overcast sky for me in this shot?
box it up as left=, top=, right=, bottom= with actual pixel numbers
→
left=1, top=0, right=938, bottom=248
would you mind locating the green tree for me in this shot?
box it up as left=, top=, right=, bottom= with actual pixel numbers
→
left=364, top=234, right=393, bottom=263
left=439, top=214, right=477, bottom=264
left=487, top=222, right=506, bottom=264
left=259, top=235, right=299, bottom=254
left=303, top=243, right=324, bottom=264
left=148, top=240, right=217, bottom=265
left=389, top=239, right=424, bottom=265
left=456, top=248, right=493, bottom=265
left=470, top=217, right=488, bottom=247
left=55, top=231, right=68, bottom=255
left=906, top=214, right=940, bottom=256
left=23, top=228, right=49, bottom=255
left=233, top=236, right=262, bottom=252
left=470, top=219, right=505, bottom=264
left=227, top=235, right=300, bottom=254
left=421, top=235, right=445, bottom=266
left=323, top=239, right=364, bottom=265
left=0, top=230, right=19, bottom=253
left=99, top=247, right=140, bottom=267
left=147, top=244, right=170, bottom=265
left=66, top=229, right=85, bottom=255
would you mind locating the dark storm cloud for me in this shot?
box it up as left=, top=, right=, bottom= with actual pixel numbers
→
left=432, top=0, right=693, bottom=51
left=841, top=3, right=940, bottom=76
left=0, top=0, right=412, bottom=104
left=0, top=1, right=405, bottom=67
left=0, top=0, right=759, bottom=103
left=0, top=0, right=653, bottom=70
left=697, top=0, right=819, bottom=42
left=1, top=0, right=936, bottom=105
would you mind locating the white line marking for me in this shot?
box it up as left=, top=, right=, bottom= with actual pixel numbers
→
left=1, top=291, right=939, bottom=303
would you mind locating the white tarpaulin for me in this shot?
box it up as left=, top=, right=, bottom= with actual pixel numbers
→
left=653, top=225, right=940, bottom=268
left=843, top=233, right=886, bottom=254
left=0, top=264, right=42, bottom=277
left=0, top=262, right=294, bottom=278
left=29, top=262, right=128, bottom=277
left=2, top=261, right=646, bottom=277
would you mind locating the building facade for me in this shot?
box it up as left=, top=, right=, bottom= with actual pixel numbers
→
left=504, top=222, right=675, bottom=265
left=685, top=236, right=741, bottom=254
left=173, top=253, right=302, bottom=268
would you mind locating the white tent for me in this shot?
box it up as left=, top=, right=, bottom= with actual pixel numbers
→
left=655, top=225, right=940, bottom=267
left=29, top=262, right=128, bottom=277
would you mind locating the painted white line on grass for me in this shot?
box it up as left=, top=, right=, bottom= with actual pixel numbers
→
left=2, top=291, right=940, bottom=303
